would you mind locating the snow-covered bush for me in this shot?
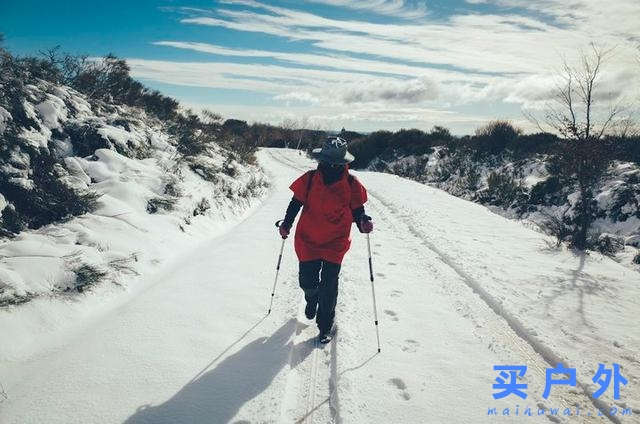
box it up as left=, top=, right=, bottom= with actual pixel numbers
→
left=0, top=44, right=269, bottom=306
left=473, top=120, right=522, bottom=155
left=477, top=171, right=526, bottom=208
left=71, top=264, right=108, bottom=293
left=0, top=142, right=99, bottom=235
left=193, top=198, right=211, bottom=216
left=146, top=197, right=177, bottom=214
left=593, top=233, right=625, bottom=256
left=354, top=125, right=640, bottom=263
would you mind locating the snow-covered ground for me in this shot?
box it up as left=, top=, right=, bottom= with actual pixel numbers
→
left=0, top=80, right=268, bottom=308
left=0, top=148, right=638, bottom=423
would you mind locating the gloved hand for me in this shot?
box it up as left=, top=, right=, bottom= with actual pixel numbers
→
left=279, top=223, right=290, bottom=239
left=357, top=215, right=373, bottom=233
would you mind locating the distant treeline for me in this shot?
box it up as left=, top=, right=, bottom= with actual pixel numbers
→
left=342, top=123, right=640, bottom=169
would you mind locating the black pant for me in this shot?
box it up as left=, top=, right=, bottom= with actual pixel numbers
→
left=299, top=259, right=341, bottom=333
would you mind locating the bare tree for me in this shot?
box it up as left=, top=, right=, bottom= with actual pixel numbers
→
left=279, top=118, right=298, bottom=148
left=306, top=121, right=329, bottom=153
left=610, top=115, right=639, bottom=137
left=526, top=43, right=623, bottom=141
left=525, top=43, right=627, bottom=249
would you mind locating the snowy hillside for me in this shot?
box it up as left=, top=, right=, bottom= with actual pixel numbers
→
left=0, top=148, right=637, bottom=423
left=370, top=146, right=640, bottom=268
left=0, top=78, right=268, bottom=308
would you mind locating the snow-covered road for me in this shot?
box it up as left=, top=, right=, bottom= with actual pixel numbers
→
left=1, top=148, right=637, bottom=423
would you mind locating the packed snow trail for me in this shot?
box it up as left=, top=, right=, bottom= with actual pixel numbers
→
left=0, top=148, right=637, bottom=423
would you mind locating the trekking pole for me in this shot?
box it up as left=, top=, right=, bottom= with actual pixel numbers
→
left=366, top=230, right=381, bottom=353
left=268, top=220, right=286, bottom=315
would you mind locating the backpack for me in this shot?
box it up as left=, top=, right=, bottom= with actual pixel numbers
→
left=304, top=170, right=354, bottom=203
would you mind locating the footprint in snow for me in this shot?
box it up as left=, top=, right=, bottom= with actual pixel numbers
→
left=388, top=378, right=411, bottom=400
left=389, top=377, right=406, bottom=389
left=401, top=339, right=419, bottom=353
left=390, top=290, right=403, bottom=297
left=387, top=262, right=397, bottom=266
left=384, top=310, right=399, bottom=321
left=376, top=272, right=385, bottom=278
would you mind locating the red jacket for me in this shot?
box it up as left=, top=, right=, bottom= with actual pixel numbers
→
left=289, top=169, right=368, bottom=264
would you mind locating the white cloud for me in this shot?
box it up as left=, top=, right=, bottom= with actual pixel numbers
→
left=152, top=40, right=502, bottom=84
left=142, top=0, right=640, bottom=133
left=340, top=77, right=438, bottom=104
left=274, top=92, right=321, bottom=104
left=305, top=0, right=428, bottom=19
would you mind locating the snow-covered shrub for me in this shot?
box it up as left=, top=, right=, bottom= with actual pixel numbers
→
left=457, top=159, right=482, bottom=192
left=358, top=126, right=640, bottom=262
left=193, top=198, right=211, bottom=216
left=146, top=197, right=177, bottom=214
left=222, top=157, right=238, bottom=177
left=163, top=176, right=182, bottom=197
left=241, top=175, right=270, bottom=198
left=474, top=120, right=522, bottom=155
left=0, top=44, right=270, bottom=306
left=609, top=172, right=640, bottom=222
left=63, top=122, right=112, bottom=157
left=538, top=211, right=573, bottom=247
left=529, top=176, right=565, bottom=206
left=0, top=205, right=23, bottom=236
left=477, top=171, right=526, bottom=208
left=593, top=233, right=625, bottom=256
left=71, top=264, right=107, bottom=293
left=0, top=145, right=99, bottom=235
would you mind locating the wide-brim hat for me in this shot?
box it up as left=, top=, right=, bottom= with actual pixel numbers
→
left=311, top=136, right=355, bottom=164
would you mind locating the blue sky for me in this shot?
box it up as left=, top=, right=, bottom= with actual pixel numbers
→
left=2, top=0, right=638, bottom=134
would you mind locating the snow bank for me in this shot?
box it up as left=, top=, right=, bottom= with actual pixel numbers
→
left=0, top=79, right=269, bottom=311
left=376, top=148, right=640, bottom=268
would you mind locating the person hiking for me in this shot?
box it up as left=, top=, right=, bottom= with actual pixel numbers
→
left=277, top=136, right=373, bottom=344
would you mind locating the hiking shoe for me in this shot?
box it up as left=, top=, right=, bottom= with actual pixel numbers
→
left=305, top=301, right=317, bottom=320
left=319, top=332, right=333, bottom=344
left=318, top=325, right=336, bottom=344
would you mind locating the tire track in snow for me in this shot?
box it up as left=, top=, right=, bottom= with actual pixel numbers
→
left=365, top=187, right=621, bottom=424
left=306, top=338, right=320, bottom=423
left=277, top=298, right=339, bottom=424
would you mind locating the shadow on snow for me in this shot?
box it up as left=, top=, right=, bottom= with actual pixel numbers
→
left=123, top=318, right=310, bottom=424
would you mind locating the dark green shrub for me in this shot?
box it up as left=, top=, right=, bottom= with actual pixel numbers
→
left=193, top=198, right=211, bottom=216
left=72, top=264, right=107, bottom=292
left=0, top=205, right=25, bottom=235
left=592, top=233, right=624, bottom=256
left=609, top=173, right=640, bottom=222
left=474, top=120, right=522, bottom=155
left=64, top=123, right=112, bottom=157
left=478, top=171, right=525, bottom=208
left=529, top=177, right=565, bottom=206
left=146, top=197, right=177, bottom=214
left=0, top=147, right=99, bottom=235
